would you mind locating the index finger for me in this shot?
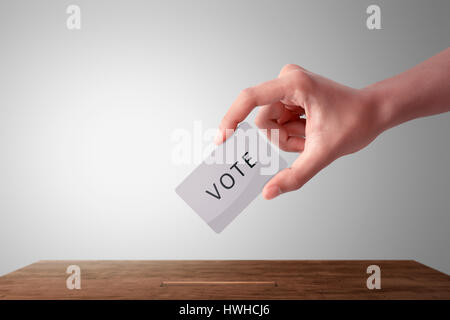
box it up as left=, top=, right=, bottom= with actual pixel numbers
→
left=215, top=77, right=288, bottom=145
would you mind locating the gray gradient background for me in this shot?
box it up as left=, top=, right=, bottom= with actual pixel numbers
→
left=0, top=0, right=449, bottom=276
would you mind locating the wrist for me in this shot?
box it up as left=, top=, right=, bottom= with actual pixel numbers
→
left=361, top=83, right=398, bottom=134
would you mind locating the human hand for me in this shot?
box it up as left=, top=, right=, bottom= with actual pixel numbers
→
left=215, top=64, right=384, bottom=199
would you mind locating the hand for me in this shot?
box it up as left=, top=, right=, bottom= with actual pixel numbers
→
left=215, top=64, right=384, bottom=199
left=215, top=48, right=450, bottom=200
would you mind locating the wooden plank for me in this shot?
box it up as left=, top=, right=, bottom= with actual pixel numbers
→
left=161, top=281, right=278, bottom=287
left=0, top=260, right=448, bottom=299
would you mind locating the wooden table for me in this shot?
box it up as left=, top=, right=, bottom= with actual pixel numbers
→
left=0, top=260, right=449, bottom=299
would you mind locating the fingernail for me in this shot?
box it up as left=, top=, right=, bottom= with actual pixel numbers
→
left=263, top=185, right=282, bottom=200
left=214, top=129, right=223, bottom=145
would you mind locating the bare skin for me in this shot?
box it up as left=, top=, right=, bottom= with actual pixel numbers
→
left=215, top=48, right=450, bottom=200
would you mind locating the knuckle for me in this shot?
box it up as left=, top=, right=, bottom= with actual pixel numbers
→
left=290, top=70, right=311, bottom=88
left=281, top=64, right=300, bottom=74
left=278, top=169, right=298, bottom=193
left=290, top=169, right=304, bottom=190
left=287, top=70, right=314, bottom=98
left=291, top=179, right=303, bottom=191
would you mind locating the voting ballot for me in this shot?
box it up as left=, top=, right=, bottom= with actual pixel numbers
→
left=176, top=122, right=287, bottom=233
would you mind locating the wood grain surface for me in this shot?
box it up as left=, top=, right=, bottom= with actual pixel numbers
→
left=0, top=260, right=449, bottom=299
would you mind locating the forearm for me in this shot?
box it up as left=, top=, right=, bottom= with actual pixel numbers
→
left=366, top=47, right=450, bottom=132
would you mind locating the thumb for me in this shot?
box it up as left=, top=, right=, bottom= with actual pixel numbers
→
left=262, top=147, right=331, bottom=200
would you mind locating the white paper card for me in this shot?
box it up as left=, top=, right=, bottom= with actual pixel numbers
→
left=176, top=122, right=287, bottom=233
